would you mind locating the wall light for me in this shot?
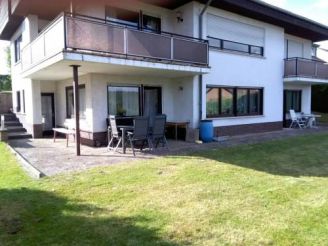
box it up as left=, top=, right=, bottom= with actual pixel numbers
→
left=176, top=11, right=184, bottom=23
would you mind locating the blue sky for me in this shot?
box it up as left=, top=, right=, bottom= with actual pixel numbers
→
left=0, top=0, right=328, bottom=74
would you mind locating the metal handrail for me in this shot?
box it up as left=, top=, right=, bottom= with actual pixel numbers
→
left=284, top=57, right=328, bottom=79
left=64, top=12, right=208, bottom=44
left=284, top=57, right=327, bottom=64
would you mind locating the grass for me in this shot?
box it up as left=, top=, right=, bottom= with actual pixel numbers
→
left=1, top=134, right=328, bottom=245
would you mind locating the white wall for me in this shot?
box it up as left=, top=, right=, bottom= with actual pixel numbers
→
left=54, top=74, right=93, bottom=132
left=201, top=7, right=285, bottom=127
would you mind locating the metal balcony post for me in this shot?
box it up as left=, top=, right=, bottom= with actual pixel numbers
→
left=71, top=65, right=81, bottom=156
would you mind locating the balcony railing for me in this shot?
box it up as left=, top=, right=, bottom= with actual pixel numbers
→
left=21, top=12, right=209, bottom=71
left=284, top=57, right=328, bottom=80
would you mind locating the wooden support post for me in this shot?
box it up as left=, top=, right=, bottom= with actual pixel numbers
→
left=71, top=65, right=81, bottom=156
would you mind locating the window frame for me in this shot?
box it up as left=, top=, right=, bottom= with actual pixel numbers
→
left=284, top=90, right=302, bottom=113
left=65, top=84, right=86, bottom=119
left=206, top=86, right=264, bottom=118
left=16, top=91, right=21, bottom=112
left=105, top=6, right=162, bottom=34
left=107, top=85, right=142, bottom=117
left=207, top=36, right=264, bottom=57
left=14, top=35, right=22, bottom=63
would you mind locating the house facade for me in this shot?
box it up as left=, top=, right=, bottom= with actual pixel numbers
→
left=1, top=0, right=328, bottom=145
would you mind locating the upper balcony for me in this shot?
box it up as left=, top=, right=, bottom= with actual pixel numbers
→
left=20, top=12, right=209, bottom=80
left=284, top=57, right=328, bottom=84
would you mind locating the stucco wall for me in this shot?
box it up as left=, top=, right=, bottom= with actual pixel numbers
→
left=89, top=73, right=196, bottom=133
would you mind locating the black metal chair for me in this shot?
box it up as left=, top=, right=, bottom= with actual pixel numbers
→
left=151, top=114, right=168, bottom=149
left=107, top=115, right=123, bottom=153
left=127, top=116, right=152, bottom=156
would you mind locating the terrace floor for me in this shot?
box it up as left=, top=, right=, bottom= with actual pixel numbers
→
left=8, top=126, right=328, bottom=177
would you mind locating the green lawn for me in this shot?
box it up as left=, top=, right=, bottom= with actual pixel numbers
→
left=1, top=134, right=328, bottom=245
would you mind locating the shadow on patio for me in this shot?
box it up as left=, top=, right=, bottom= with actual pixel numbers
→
left=0, top=188, right=178, bottom=245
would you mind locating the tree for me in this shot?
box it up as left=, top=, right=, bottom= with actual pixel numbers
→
left=0, top=46, right=11, bottom=91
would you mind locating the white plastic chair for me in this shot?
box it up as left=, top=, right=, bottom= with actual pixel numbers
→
left=289, top=109, right=306, bottom=128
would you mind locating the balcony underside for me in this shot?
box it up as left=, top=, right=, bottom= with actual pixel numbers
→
left=283, top=76, right=328, bottom=85
left=21, top=51, right=210, bottom=81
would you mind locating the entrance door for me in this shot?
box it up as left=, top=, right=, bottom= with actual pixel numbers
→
left=143, top=87, right=162, bottom=126
left=41, top=93, right=55, bottom=134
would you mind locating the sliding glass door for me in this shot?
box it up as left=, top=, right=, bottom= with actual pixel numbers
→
left=143, top=87, right=162, bottom=125
left=107, top=85, right=162, bottom=118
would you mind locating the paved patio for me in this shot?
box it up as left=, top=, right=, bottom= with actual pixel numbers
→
left=8, top=126, right=328, bottom=177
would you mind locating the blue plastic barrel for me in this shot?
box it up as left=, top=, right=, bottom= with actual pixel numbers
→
left=199, top=120, right=213, bottom=142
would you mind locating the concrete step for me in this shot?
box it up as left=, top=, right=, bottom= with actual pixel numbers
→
left=2, top=114, right=18, bottom=121
left=6, top=126, right=27, bottom=133
left=3, top=121, right=22, bottom=127
left=8, top=132, right=32, bottom=140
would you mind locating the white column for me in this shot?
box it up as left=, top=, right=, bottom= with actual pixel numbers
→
left=25, top=79, right=42, bottom=137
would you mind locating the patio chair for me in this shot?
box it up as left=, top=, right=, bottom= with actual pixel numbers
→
left=151, top=114, right=168, bottom=149
left=289, top=109, right=306, bottom=129
left=107, top=115, right=123, bottom=152
left=127, top=116, right=152, bottom=156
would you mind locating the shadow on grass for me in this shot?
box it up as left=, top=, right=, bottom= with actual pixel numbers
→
left=183, top=134, right=328, bottom=178
left=0, top=188, right=178, bottom=245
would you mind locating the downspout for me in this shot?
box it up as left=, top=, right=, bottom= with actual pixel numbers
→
left=198, top=0, right=213, bottom=125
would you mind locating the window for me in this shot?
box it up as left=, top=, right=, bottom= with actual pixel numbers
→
left=206, top=86, right=263, bottom=118
left=105, top=7, right=161, bottom=33
left=66, top=85, right=86, bottom=119
left=206, top=87, right=219, bottom=117
left=249, top=89, right=262, bottom=114
left=284, top=90, right=301, bottom=113
left=142, top=15, right=161, bottom=33
left=207, top=14, right=264, bottom=56
left=16, top=91, right=21, bottom=112
left=106, top=7, right=139, bottom=28
left=208, top=37, right=264, bottom=56
left=14, top=35, right=22, bottom=63
left=221, top=88, right=234, bottom=116
left=236, top=89, right=248, bottom=115
left=108, top=86, right=140, bottom=116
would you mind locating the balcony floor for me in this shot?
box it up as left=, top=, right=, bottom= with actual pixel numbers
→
left=21, top=51, right=210, bottom=81
left=284, top=76, right=328, bottom=85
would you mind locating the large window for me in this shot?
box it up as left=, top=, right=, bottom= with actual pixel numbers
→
left=284, top=90, right=302, bottom=113
left=14, top=35, right=22, bottom=63
left=66, top=85, right=86, bottom=119
left=108, top=86, right=140, bottom=116
left=105, top=7, right=161, bottom=33
left=142, top=14, right=161, bottom=33
left=207, top=14, right=264, bottom=56
left=206, top=86, right=263, bottom=118
left=16, top=91, right=21, bottom=112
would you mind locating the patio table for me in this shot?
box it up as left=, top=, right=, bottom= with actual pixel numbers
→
left=166, top=121, right=190, bottom=141
left=302, top=114, right=321, bottom=128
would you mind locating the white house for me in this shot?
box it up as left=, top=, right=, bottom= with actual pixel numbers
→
left=1, top=0, right=328, bottom=146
